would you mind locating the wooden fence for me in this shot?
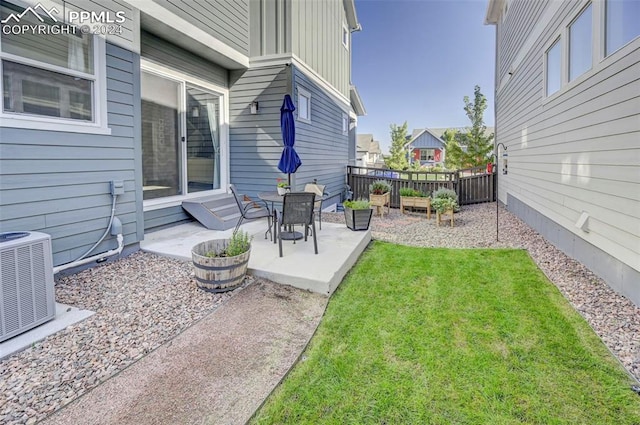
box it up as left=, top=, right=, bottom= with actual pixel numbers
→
left=346, top=165, right=495, bottom=208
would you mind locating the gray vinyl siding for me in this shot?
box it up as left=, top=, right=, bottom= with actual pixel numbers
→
left=410, top=131, right=445, bottom=149
left=149, top=0, right=249, bottom=56
left=292, top=65, right=349, bottom=206
left=494, top=1, right=640, bottom=304
left=0, top=43, right=142, bottom=266
left=249, top=0, right=290, bottom=56
left=144, top=206, right=191, bottom=231
left=498, top=0, right=547, bottom=82
left=229, top=65, right=290, bottom=197
left=290, top=0, right=350, bottom=98
left=140, top=31, right=228, bottom=88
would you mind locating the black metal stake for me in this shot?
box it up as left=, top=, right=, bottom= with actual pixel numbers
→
left=495, top=143, right=507, bottom=242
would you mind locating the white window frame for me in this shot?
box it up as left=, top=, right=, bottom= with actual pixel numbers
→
left=341, top=113, right=348, bottom=134
left=0, top=35, right=110, bottom=134
left=297, top=86, right=311, bottom=122
left=603, top=0, right=640, bottom=57
left=141, top=59, right=230, bottom=211
left=342, top=24, right=349, bottom=50
left=544, top=37, right=562, bottom=98
left=568, top=3, right=593, bottom=82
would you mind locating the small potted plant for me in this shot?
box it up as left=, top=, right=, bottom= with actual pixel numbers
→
left=343, top=199, right=373, bottom=231
left=399, top=187, right=431, bottom=219
left=276, top=178, right=290, bottom=195
left=431, top=187, right=459, bottom=227
left=368, top=180, right=391, bottom=218
left=191, top=230, right=252, bottom=292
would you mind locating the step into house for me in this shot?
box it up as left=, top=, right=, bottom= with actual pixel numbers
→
left=182, top=194, right=240, bottom=230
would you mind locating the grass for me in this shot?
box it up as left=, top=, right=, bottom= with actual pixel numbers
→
left=251, top=242, right=640, bottom=424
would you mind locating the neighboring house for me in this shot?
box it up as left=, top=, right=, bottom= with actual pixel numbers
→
left=0, top=0, right=365, bottom=268
left=355, top=133, right=383, bottom=167
left=485, top=0, right=640, bottom=305
left=405, top=128, right=446, bottom=167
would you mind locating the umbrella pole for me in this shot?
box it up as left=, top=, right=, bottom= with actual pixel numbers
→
left=288, top=174, right=291, bottom=188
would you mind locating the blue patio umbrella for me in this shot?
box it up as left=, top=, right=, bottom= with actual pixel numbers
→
left=278, top=94, right=302, bottom=186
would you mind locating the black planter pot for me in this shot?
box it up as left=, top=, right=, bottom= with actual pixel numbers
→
left=344, top=207, right=373, bottom=231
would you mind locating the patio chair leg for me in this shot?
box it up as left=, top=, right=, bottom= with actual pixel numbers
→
left=312, top=220, right=318, bottom=254
left=234, top=217, right=243, bottom=234
left=278, top=223, right=283, bottom=257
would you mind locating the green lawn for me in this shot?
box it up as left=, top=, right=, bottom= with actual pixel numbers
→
left=251, top=242, right=640, bottom=424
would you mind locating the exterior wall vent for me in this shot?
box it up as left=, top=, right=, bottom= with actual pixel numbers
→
left=0, top=232, right=55, bottom=342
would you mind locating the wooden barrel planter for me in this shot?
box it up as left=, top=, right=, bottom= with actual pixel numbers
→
left=344, top=207, right=373, bottom=231
left=191, top=239, right=250, bottom=293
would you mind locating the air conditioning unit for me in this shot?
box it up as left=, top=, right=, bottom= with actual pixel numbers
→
left=0, top=232, right=55, bottom=342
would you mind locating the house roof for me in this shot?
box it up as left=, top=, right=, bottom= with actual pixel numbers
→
left=485, top=0, right=504, bottom=24
left=350, top=85, right=366, bottom=116
left=423, top=127, right=495, bottom=140
left=356, top=134, right=382, bottom=155
left=405, top=128, right=446, bottom=149
left=344, top=0, right=362, bottom=31
left=356, top=134, right=373, bottom=151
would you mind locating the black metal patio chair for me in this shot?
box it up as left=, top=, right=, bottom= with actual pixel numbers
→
left=304, top=182, right=326, bottom=230
left=277, top=192, right=318, bottom=257
left=229, top=184, right=272, bottom=239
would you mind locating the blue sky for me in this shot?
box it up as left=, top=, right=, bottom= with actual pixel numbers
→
left=352, top=0, right=496, bottom=152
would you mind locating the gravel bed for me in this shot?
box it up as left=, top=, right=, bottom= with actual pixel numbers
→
left=0, top=252, right=252, bottom=425
left=1, top=203, right=638, bottom=424
left=326, top=203, right=640, bottom=382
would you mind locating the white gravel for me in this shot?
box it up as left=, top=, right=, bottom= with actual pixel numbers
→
left=1, top=202, right=638, bottom=424
left=0, top=253, right=251, bottom=425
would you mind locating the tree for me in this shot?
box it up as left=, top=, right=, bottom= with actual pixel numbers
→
left=443, top=128, right=464, bottom=170
left=443, top=86, right=494, bottom=170
left=457, top=85, right=494, bottom=168
left=385, top=121, right=410, bottom=170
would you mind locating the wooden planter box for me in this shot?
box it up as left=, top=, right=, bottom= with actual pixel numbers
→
left=436, top=209, right=455, bottom=227
left=400, top=196, right=431, bottom=219
left=344, top=207, right=373, bottom=231
left=191, top=239, right=250, bottom=292
left=369, top=192, right=390, bottom=218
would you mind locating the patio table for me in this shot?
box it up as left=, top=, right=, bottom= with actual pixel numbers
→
left=258, top=192, right=304, bottom=241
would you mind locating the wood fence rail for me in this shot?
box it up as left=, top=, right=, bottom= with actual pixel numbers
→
left=346, top=165, right=495, bottom=208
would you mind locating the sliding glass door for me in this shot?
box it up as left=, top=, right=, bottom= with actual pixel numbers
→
left=141, top=69, right=224, bottom=201
left=186, top=85, right=221, bottom=193
left=141, top=71, right=181, bottom=200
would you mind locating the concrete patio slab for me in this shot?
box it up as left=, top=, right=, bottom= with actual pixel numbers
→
left=0, top=303, right=94, bottom=360
left=141, top=219, right=371, bottom=296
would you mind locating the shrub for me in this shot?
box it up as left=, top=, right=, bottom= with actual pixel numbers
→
left=343, top=199, right=371, bottom=210
left=399, top=187, right=429, bottom=197
left=432, top=197, right=458, bottom=214
left=369, top=180, right=392, bottom=195
left=205, top=230, right=252, bottom=257
left=432, top=187, right=458, bottom=202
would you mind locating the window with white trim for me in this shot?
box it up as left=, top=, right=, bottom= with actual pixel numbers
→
left=342, top=25, right=349, bottom=50
left=545, top=38, right=561, bottom=96
left=0, top=1, right=107, bottom=132
left=569, top=4, right=592, bottom=82
left=342, top=113, right=348, bottom=134
left=297, top=86, right=310, bottom=121
left=605, top=0, right=640, bottom=56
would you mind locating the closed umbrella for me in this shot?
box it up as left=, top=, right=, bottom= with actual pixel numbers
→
left=278, top=94, right=301, bottom=187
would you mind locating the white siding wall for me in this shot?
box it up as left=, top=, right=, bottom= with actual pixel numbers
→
left=495, top=0, right=640, bottom=286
